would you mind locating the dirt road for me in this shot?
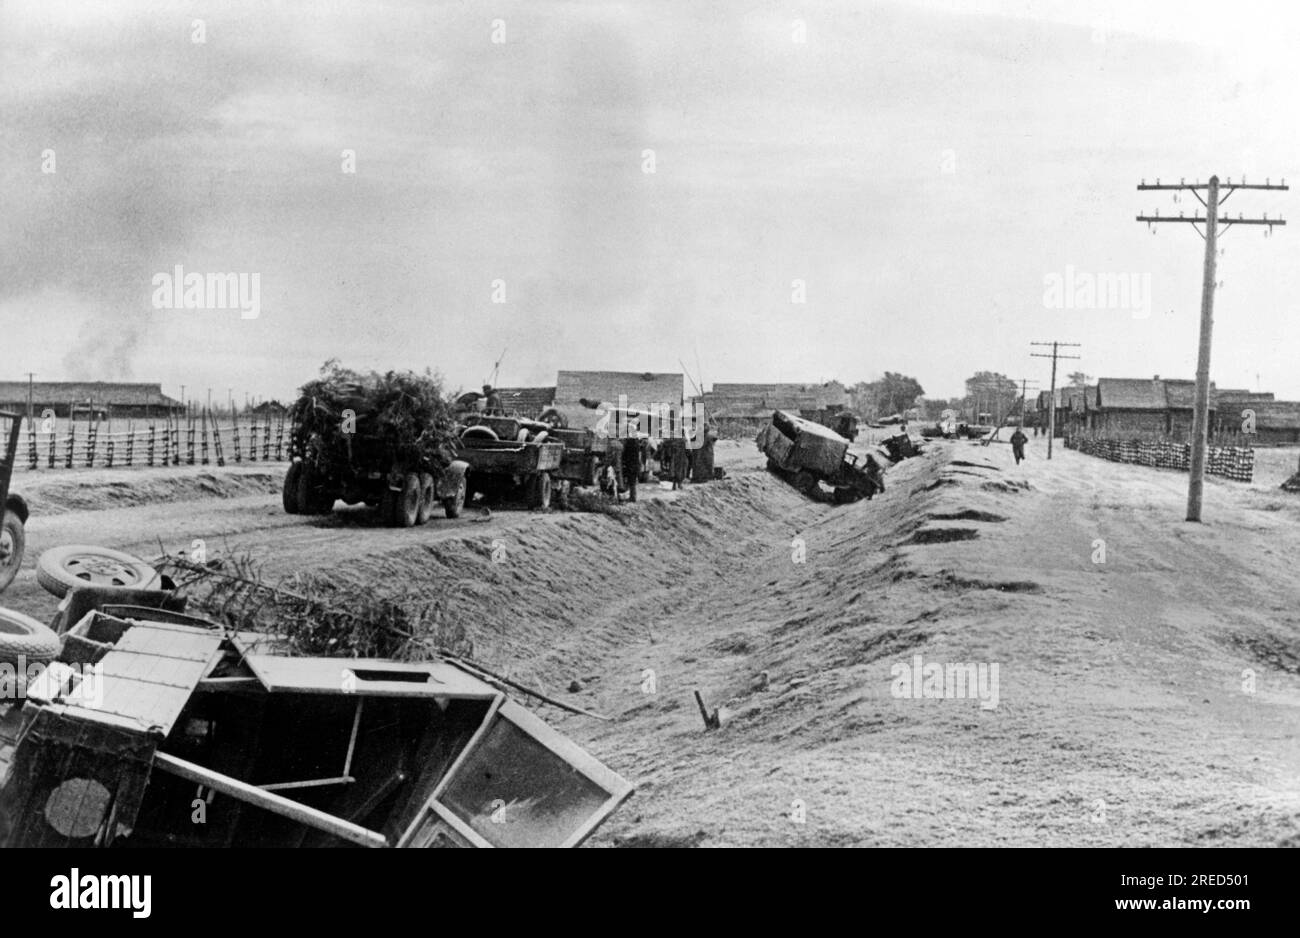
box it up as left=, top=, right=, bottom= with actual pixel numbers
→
left=5, top=440, right=1298, bottom=846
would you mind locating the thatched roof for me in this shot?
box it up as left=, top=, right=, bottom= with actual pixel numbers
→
left=1095, top=377, right=1216, bottom=411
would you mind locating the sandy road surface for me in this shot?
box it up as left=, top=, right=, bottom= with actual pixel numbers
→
left=4, top=440, right=1298, bottom=846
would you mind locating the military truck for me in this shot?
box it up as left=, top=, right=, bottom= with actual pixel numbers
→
left=757, top=410, right=885, bottom=503
left=284, top=370, right=468, bottom=527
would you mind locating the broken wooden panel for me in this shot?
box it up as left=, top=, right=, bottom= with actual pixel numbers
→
left=240, top=655, right=500, bottom=700
left=0, top=707, right=156, bottom=847
left=38, top=619, right=225, bottom=737
left=401, top=700, right=633, bottom=848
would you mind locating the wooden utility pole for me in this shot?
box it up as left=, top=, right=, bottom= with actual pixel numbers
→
left=1030, top=342, right=1080, bottom=458
left=1137, top=175, right=1288, bottom=521
left=24, top=372, right=35, bottom=424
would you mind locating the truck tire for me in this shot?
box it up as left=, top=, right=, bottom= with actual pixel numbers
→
left=416, top=473, right=436, bottom=525
left=396, top=472, right=421, bottom=527
left=529, top=472, right=552, bottom=510
left=461, top=426, right=498, bottom=442
left=283, top=462, right=303, bottom=514
left=0, top=510, right=25, bottom=593
left=443, top=474, right=466, bottom=519
left=538, top=407, right=568, bottom=429
left=0, top=607, right=61, bottom=665
left=297, top=464, right=334, bottom=514
left=37, top=545, right=161, bottom=599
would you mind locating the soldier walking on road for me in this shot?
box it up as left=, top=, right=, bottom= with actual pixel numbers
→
left=1010, top=427, right=1028, bottom=465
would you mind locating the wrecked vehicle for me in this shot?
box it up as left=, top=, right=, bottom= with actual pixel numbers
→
left=756, top=410, right=885, bottom=503
left=0, top=592, right=633, bottom=848
left=0, top=411, right=30, bottom=593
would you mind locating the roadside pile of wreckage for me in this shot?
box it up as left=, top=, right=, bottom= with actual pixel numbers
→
left=0, top=544, right=632, bottom=848
left=756, top=410, right=926, bottom=503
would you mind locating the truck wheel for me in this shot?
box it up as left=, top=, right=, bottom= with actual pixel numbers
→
left=397, top=472, right=421, bottom=527
left=529, top=472, right=552, bottom=510
left=297, top=464, right=333, bottom=514
left=443, top=474, right=466, bottom=519
left=37, top=545, right=161, bottom=599
left=0, top=607, right=60, bottom=665
left=283, top=462, right=303, bottom=514
left=416, top=473, right=436, bottom=525
left=0, top=510, right=25, bottom=593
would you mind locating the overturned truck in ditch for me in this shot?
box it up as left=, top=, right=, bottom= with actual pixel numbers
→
left=0, top=595, right=632, bottom=848
left=757, top=410, right=886, bottom=503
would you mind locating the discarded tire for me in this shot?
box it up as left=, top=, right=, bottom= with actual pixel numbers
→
left=283, top=462, right=303, bottom=514
left=538, top=407, right=568, bottom=429
left=0, top=607, right=60, bottom=664
left=37, top=545, right=161, bottom=599
left=461, top=426, right=498, bottom=442
left=0, top=509, right=25, bottom=593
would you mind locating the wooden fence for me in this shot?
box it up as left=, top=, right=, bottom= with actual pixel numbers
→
left=17, top=414, right=291, bottom=470
left=1065, top=433, right=1254, bottom=482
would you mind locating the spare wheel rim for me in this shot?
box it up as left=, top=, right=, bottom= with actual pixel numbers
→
left=62, top=552, right=149, bottom=588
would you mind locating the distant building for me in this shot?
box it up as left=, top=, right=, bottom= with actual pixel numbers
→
left=0, top=381, right=183, bottom=420
left=1089, top=377, right=1213, bottom=435
left=555, top=371, right=684, bottom=410
left=702, top=381, right=850, bottom=425
left=492, top=387, right=557, bottom=419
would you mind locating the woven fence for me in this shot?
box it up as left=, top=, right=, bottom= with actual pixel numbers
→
left=1064, top=434, right=1254, bottom=482
left=17, top=416, right=291, bottom=471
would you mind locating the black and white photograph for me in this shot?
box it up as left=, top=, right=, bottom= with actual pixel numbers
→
left=0, top=0, right=1294, bottom=910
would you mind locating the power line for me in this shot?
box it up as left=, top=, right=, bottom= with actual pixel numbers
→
left=1136, top=174, right=1288, bottom=521
left=1030, top=342, right=1081, bottom=459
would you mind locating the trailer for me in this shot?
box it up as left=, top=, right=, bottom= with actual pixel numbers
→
left=456, top=417, right=565, bottom=509
left=756, top=410, right=886, bottom=503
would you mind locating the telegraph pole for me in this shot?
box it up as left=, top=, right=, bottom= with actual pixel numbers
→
left=1137, top=175, right=1288, bottom=521
left=1030, top=342, right=1081, bottom=458
left=24, top=372, right=35, bottom=424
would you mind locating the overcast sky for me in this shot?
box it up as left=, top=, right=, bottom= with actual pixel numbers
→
left=3, top=0, right=1298, bottom=405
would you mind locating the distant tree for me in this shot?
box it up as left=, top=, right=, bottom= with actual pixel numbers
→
left=964, top=371, right=1020, bottom=424
left=874, top=372, right=924, bottom=415
left=1066, top=371, right=1093, bottom=388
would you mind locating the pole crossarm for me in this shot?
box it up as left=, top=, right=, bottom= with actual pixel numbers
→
left=1136, top=214, right=1285, bottom=226
left=1138, top=181, right=1288, bottom=192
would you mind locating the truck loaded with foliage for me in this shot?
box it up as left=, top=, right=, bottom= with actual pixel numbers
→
left=284, top=361, right=468, bottom=526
